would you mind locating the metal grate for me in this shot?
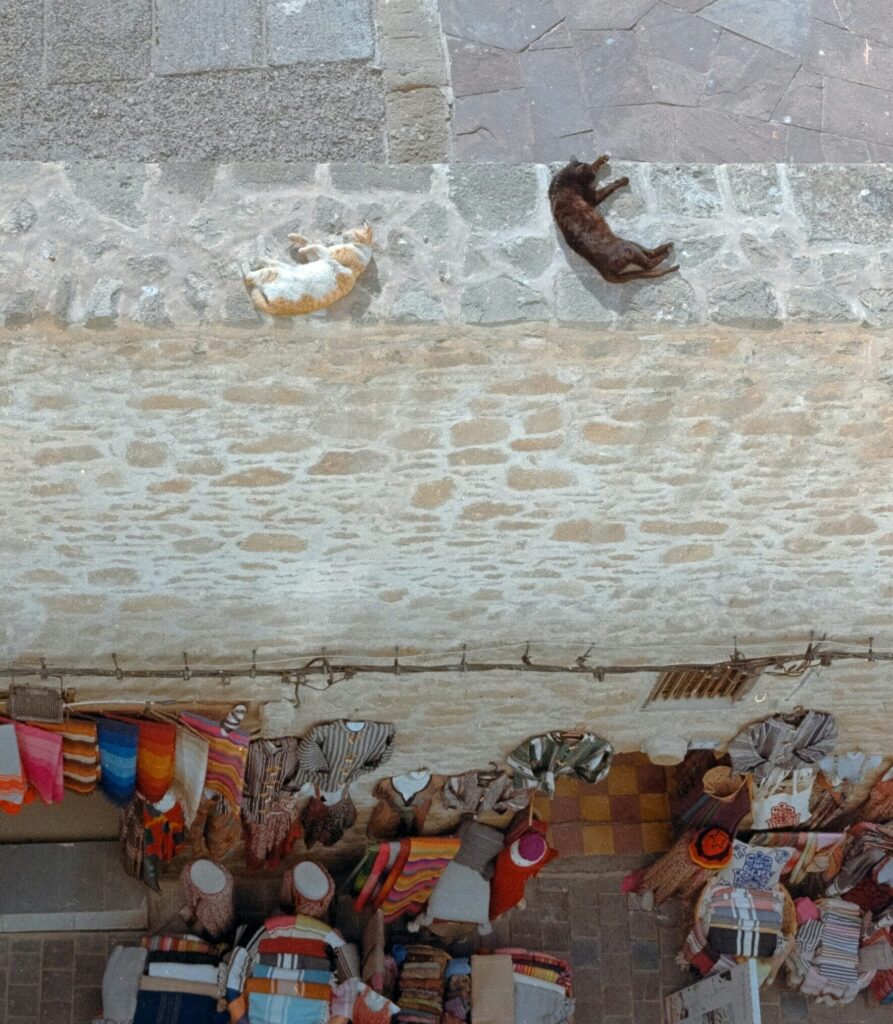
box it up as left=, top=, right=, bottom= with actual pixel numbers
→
left=646, top=663, right=758, bottom=704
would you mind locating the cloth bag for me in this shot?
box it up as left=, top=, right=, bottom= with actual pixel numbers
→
left=471, top=954, right=515, bottom=1024
left=752, top=768, right=815, bottom=830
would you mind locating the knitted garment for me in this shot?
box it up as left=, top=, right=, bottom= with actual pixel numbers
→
left=507, top=731, right=613, bottom=796
left=181, top=860, right=235, bottom=939
left=629, top=831, right=712, bottom=905
left=245, top=796, right=303, bottom=870
left=13, top=720, right=64, bottom=804
left=179, top=712, right=249, bottom=809
left=185, top=794, right=242, bottom=861
left=34, top=718, right=100, bottom=794
left=134, top=719, right=176, bottom=803
left=690, top=829, right=734, bottom=870
left=99, top=718, right=140, bottom=806
left=143, top=794, right=187, bottom=863
left=301, top=792, right=357, bottom=849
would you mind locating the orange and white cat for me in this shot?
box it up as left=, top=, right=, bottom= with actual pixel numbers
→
left=241, top=224, right=373, bottom=316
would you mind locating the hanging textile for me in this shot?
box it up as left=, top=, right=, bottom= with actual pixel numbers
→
left=99, top=717, right=140, bottom=806
left=10, top=720, right=64, bottom=804
left=301, top=791, right=357, bottom=849
left=728, top=710, right=837, bottom=781
left=185, top=792, right=243, bottom=861
left=143, top=791, right=187, bottom=863
left=179, top=711, right=249, bottom=809
left=172, top=725, right=209, bottom=828
left=0, top=722, right=27, bottom=811
left=245, top=796, right=303, bottom=870
left=375, top=835, right=461, bottom=923
left=35, top=718, right=100, bottom=794
left=134, top=719, right=177, bottom=803
left=748, top=831, right=846, bottom=885
left=442, top=769, right=529, bottom=818
left=863, top=765, right=893, bottom=823
left=295, top=720, right=396, bottom=792
left=242, top=737, right=302, bottom=824
left=367, top=773, right=450, bottom=839
left=120, top=796, right=160, bottom=893
left=507, top=731, right=613, bottom=797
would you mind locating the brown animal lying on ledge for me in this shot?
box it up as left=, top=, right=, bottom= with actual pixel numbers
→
left=549, top=155, right=678, bottom=284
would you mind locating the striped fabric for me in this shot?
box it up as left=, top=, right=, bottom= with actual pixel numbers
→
left=258, top=954, right=331, bottom=973
left=812, top=898, right=862, bottom=986
left=245, top=978, right=332, bottom=1000
left=179, top=712, right=249, bottom=809
left=134, top=719, right=177, bottom=803
left=295, top=720, right=395, bottom=792
left=173, top=726, right=209, bottom=827
left=376, top=836, right=461, bottom=923
left=244, top=992, right=329, bottom=1024
left=242, top=738, right=301, bottom=823
left=13, top=720, right=64, bottom=804
left=252, top=964, right=333, bottom=986
left=0, top=722, right=26, bottom=809
left=34, top=718, right=100, bottom=794
left=99, top=717, right=139, bottom=805
left=507, top=731, right=613, bottom=796
left=259, top=939, right=330, bottom=960
left=141, top=935, right=218, bottom=955
left=728, top=710, right=837, bottom=780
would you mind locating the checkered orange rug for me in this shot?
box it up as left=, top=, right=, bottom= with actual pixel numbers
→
left=534, top=752, right=674, bottom=857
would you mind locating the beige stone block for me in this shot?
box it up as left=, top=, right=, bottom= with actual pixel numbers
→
left=614, top=399, right=673, bottom=422
left=21, top=570, right=66, bottom=583
left=44, top=595, right=105, bottom=613
left=815, top=514, right=877, bottom=535
left=552, top=520, right=626, bottom=543
left=641, top=520, right=728, bottom=536
left=222, top=386, right=306, bottom=405
left=379, top=589, right=408, bottom=603
left=524, top=408, right=562, bottom=434
left=740, top=413, right=815, bottom=435
left=391, top=428, right=439, bottom=450
left=138, top=394, right=210, bottom=410
left=582, top=423, right=638, bottom=444
left=88, top=568, right=139, bottom=585
left=511, top=437, right=561, bottom=451
left=34, top=445, right=102, bottom=465
left=149, top=478, right=193, bottom=493
left=411, top=478, right=455, bottom=508
left=31, top=394, right=72, bottom=410
left=661, top=544, right=714, bottom=564
left=492, top=373, right=570, bottom=395
left=461, top=501, right=523, bottom=520
left=230, top=434, right=314, bottom=454
left=507, top=467, right=575, bottom=490
left=121, top=596, right=188, bottom=612
left=448, top=448, right=507, bottom=466
left=218, top=468, right=292, bottom=486
left=180, top=457, right=224, bottom=475
left=32, top=482, right=77, bottom=496
left=308, top=450, right=387, bottom=475
left=450, top=418, right=510, bottom=446
left=125, top=441, right=168, bottom=467
left=238, top=533, right=308, bottom=553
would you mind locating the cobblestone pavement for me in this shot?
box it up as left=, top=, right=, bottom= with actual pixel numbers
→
left=440, top=0, right=893, bottom=162
left=2, top=857, right=892, bottom=1024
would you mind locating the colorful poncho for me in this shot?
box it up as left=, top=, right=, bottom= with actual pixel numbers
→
left=99, top=717, right=139, bottom=805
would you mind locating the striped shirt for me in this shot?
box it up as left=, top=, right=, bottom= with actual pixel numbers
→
left=242, top=738, right=302, bottom=823
left=295, top=721, right=395, bottom=792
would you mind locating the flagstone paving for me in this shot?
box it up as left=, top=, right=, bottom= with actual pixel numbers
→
left=439, top=0, right=893, bottom=162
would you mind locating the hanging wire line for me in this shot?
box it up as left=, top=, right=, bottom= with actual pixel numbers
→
left=0, top=635, right=890, bottom=694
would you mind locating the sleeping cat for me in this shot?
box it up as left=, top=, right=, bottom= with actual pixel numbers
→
left=550, top=155, right=677, bottom=284
left=241, top=224, right=373, bottom=315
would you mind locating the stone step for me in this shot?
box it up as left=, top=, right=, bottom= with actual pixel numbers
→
left=1, top=160, right=891, bottom=331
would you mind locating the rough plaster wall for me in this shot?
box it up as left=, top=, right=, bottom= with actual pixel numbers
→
left=2, top=322, right=890, bottom=668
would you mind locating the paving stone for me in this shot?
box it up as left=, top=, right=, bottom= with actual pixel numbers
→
left=787, top=165, right=893, bottom=244
left=822, top=77, right=893, bottom=147
left=672, top=107, right=788, bottom=161
left=707, top=278, right=780, bottom=327
left=391, top=290, right=446, bottom=321
left=8, top=987, right=41, bottom=1017
left=554, top=0, right=656, bottom=30
left=500, top=237, right=555, bottom=278
left=449, top=164, right=540, bottom=232
left=726, top=164, right=785, bottom=217
left=699, top=0, right=811, bottom=58
left=703, top=31, right=800, bottom=120
left=645, top=56, right=708, bottom=105
left=266, top=0, right=374, bottom=64
left=47, top=0, right=151, bottom=84
left=787, top=287, right=855, bottom=323
left=453, top=91, right=534, bottom=159
left=521, top=48, right=590, bottom=139
left=555, top=271, right=619, bottom=324
left=649, top=165, right=723, bottom=218
left=813, top=0, right=893, bottom=48
left=84, top=278, right=125, bottom=329
left=133, top=286, right=173, bottom=327
left=780, top=991, right=811, bottom=1020
left=439, top=0, right=564, bottom=51
left=576, top=31, right=656, bottom=108
left=805, top=18, right=893, bottom=91
left=0, top=0, right=42, bottom=87
left=529, top=21, right=573, bottom=48
left=635, top=3, right=722, bottom=72
left=461, top=276, right=549, bottom=323
left=40, top=1003, right=72, bottom=1024
left=590, top=105, right=677, bottom=161
left=630, top=940, right=660, bottom=971
left=860, top=288, right=893, bottom=326
left=786, top=125, right=871, bottom=162
left=446, top=39, right=523, bottom=98
left=386, top=87, right=450, bottom=162
left=154, top=0, right=263, bottom=74
left=331, top=165, right=433, bottom=193
left=65, top=162, right=147, bottom=228
left=772, top=67, right=823, bottom=130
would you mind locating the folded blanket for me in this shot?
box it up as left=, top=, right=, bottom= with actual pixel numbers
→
left=34, top=718, right=100, bottom=793
left=138, top=975, right=219, bottom=998
left=244, top=992, right=330, bottom=1024
left=103, top=945, right=148, bottom=1024
left=99, top=718, right=139, bottom=805
left=0, top=722, right=26, bottom=809
left=14, top=721, right=64, bottom=804
left=146, top=962, right=219, bottom=985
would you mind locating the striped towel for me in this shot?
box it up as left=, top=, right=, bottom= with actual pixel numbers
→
left=14, top=721, right=64, bottom=804
left=133, top=719, right=176, bottom=803
left=179, top=712, right=248, bottom=809
left=141, top=934, right=217, bottom=955
left=376, top=837, right=461, bottom=923
left=0, top=722, right=27, bottom=809
left=173, top=726, right=209, bottom=827
left=33, top=718, right=100, bottom=793
left=99, top=717, right=139, bottom=805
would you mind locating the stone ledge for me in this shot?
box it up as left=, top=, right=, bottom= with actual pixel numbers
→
left=1, top=161, right=891, bottom=330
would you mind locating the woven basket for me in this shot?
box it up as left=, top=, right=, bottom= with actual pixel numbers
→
left=7, top=684, right=63, bottom=723
left=703, top=766, right=748, bottom=801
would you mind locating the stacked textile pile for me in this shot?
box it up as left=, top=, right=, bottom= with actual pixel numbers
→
left=0, top=717, right=65, bottom=810
left=226, top=913, right=347, bottom=1024
left=395, top=945, right=449, bottom=1024
left=787, top=897, right=874, bottom=1005
left=353, top=837, right=461, bottom=923
left=106, top=934, right=226, bottom=1024
left=442, top=958, right=471, bottom=1024
left=476, top=949, right=574, bottom=1024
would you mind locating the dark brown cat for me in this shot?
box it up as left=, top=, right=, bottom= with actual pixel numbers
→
left=549, top=155, right=678, bottom=284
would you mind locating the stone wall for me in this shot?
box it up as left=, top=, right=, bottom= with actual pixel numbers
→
left=2, top=161, right=892, bottom=331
